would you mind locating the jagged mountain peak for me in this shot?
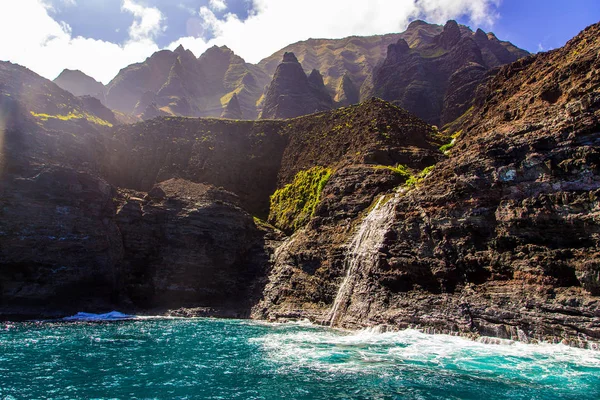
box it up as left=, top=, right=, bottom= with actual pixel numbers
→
left=308, top=69, right=325, bottom=87
left=282, top=52, right=299, bottom=63
left=221, top=92, right=243, bottom=119
left=56, top=68, right=94, bottom=79
left=54, top=69, right=105, bottom=96
left=438, top=20, right=462, bottom=49
left=260, top=53, right=332, bottom=119
left=474, top=28, right=488, bottom=41
left=200, top=44, right=239, bottom=61
left=406, top=19, right=429, bottom=30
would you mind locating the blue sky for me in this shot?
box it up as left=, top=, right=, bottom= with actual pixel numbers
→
left=482, top=0, right=600, bottom=52
left=46, top=0, right=254, bottom=48
left=0, top=0, right=598, bottom=83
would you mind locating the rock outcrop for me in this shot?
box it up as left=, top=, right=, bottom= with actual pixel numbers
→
left=258, top=33, right=404, bottom=110
left=260, top=53, right=333, bottom=119
left=221, top=93, right=243, bottom=119
left=0, top=167, right=122, bottom=318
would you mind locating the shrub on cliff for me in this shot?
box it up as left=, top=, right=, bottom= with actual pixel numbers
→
left=268, top=166, right=332, bottom=233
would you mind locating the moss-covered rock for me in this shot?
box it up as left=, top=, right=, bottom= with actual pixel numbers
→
left=268, top=166, right=332, bottom=233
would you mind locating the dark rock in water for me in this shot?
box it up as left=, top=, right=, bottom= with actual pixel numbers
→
left=260, top=52, right=333, bottom=119
left=221, top=93, right=243, bottom=119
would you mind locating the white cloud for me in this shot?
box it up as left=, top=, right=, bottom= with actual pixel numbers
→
left=169, top=0, right=501, bottom=64
left=208, top=0, right=228, bottom=12
left=0, top=0, right=163, bottom=84
left=122, top=0, right=166, bottom=42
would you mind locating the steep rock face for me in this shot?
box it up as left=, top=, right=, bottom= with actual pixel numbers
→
left=103, top=118, right=288, bottom=218
left=0, top=169, right=279, bottom=319
left=260, top=53, right=333, bottom=119
left=54, top=69, right=106, bottom=103
left=260, top=20, right=526, bottom=116
left=115, top=179, right=274, bottom=313
left=367, top=20, right=528, bottom=126
left=275, top=98, right=442, bottom=186
left=335, top=74, right=360, bottom=106
left=0, top=167, right=123, bottom=318
left=254, top=22, right=600, bottom=347
left=253, top=101, right=444, bottom=319
left=103, top=98, right=434, bottom=217
left=155, top=53, right=207, bottom=116
left=198, top=45, right=270, bottom=119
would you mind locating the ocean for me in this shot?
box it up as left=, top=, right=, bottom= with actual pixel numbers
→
left=1, top=314, right=599, bottom=399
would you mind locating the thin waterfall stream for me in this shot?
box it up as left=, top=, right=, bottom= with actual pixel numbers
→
left=328, top=193, right=400, bottom=326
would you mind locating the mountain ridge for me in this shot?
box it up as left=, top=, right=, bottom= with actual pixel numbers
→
left=51, top=20, right=528, bottom=124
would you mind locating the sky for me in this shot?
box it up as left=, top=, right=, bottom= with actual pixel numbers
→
left=0, top=0, right=598, bottom=84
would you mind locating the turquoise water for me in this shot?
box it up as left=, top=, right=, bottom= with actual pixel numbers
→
left=1, top=316, right=599, bottom=399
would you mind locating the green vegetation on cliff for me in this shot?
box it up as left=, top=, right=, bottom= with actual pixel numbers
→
left=269, top=166, right=332, bottom=233
left=405, top=165, right=436, bottom=188
left=373, top=164, right=412, bottom=179
left=30, top=111, right=114, bottom=127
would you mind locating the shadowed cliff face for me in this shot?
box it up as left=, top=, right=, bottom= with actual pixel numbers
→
left=104, top=117, right=287, bottom=218
left=114, top=179, right=276, bottom=313
left=0, top=167, right=122, bottom=317
left=253, top=22, right=600, bottom=348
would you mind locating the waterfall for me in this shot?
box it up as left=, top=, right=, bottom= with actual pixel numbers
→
left=328, top=193, right=399, bottom=327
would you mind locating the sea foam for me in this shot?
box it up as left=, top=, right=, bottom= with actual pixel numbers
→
left=63, top=311, right=134, bottom=321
